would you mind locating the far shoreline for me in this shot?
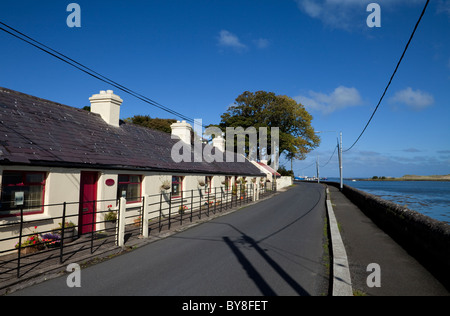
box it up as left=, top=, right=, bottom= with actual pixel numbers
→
left=356, top=175, right=450, bottom=182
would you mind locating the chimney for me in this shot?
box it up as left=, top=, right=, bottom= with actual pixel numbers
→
left=212, top=135, right=225, bottom=152
left=89, top=90, right=123, bottom=127
left=171, top=120, right=193, bottom=144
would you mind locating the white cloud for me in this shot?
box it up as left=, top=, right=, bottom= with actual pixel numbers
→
left=295, top=0, right=424, bottom=30
left=217, top=31, right=271, bottom=52
left=437, top=0, right=450, bottom=17
left=253, top=38, right=270, bottom=49
left=295, top=86, right=363, bottom=114
left=300, top=0, right=322, bottom=18
left=403, top=148, right=422, bottom=153
left=295, top=0, right=367, bottom=29
left=217, top=30, right=247, bottom=51
left=390, top=87, right=434, bottom=110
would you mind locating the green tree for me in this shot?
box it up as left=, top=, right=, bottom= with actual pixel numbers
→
left=124, top=115, right=177, bottom=134
left=213, top=91, right=320, bottom=162
left=278, top=165, right=294, bottom=177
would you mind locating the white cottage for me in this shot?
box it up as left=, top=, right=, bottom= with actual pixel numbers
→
left=0, top=87, right=266, bottom=251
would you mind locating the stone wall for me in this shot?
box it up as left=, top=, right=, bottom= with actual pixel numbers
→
left=326, top=181, right=450, bottom=288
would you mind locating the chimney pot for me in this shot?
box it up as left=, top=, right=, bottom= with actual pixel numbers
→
left=212, top=135, right=225, bottom=152
left=89, top=90, right=123, bottom=127
left=171, top=121, right=193, bottom=145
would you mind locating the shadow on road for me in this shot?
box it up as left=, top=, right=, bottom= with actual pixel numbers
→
left=223, top=234, right=310, bottom=296
left=169, top=184, right=325, bottom=296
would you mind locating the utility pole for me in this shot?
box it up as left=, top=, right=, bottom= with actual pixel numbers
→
left=316, top=156, right=320, bottom=184
left=315, top=130, right=343, bottom=189
left=339, top=132, right=343, bottom=191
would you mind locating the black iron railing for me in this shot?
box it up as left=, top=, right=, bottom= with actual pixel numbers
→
left=0, top=182, right=276, bottom=280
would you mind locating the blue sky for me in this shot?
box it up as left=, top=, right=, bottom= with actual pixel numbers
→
left=0, top=0, right=449, bottom=178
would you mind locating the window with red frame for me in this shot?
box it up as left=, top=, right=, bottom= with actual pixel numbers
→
left=117, top=175, right=142, bottom=203
left=0, top=171, right=46, bottom=217
left=172, top=176, right=183, bottom=198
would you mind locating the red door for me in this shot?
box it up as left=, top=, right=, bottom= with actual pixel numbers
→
left=79, top=172, right=98, bottom=235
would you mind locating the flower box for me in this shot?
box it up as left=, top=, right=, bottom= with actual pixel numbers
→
left=20, top=245, right=44, bottom=255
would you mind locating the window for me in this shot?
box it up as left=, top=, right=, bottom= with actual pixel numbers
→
left=205, top=176, right=213, bottom=194
left=224, top=176, right=231, bottom=191
left=0, top=171, right=46, bottom=217
left=117, top=175, right=141, bottom=203
left=172, top=176, right=183, bottom=198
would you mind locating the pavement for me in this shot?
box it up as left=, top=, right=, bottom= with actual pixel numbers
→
left=326, top=184, right=449, bottom=296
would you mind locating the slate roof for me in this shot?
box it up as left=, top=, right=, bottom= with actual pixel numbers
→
left=0, top=87, right=264, bottom=176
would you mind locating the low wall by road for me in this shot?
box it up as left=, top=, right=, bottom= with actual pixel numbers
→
left=277, top=176, right=293, bottom=190
left=325, top=181, right=450, bottom=288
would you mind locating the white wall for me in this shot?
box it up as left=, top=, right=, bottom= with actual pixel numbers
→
left=276, top=176, right=293, bottom=190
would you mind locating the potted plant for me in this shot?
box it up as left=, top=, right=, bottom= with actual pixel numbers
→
left=160, top=179, right=171, bottom=191
left=58, top=221, right=76, bottom=243
left=104, top=204, right=117, bottom=233
left=41, top=233, right=61, bottom=248
left=178, top=205, right=188, bottom=215
left=134, top=216, right=142, bottom=227
left=15, top=226, right=45, bottom=254
left=232, top=184, right=238, bottom=196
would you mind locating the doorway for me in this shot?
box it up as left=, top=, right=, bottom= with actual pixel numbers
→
left=79, top=171, right=98, bottom=235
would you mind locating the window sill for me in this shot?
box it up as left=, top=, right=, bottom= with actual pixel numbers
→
left=0, top=213, right=51, bottom=225
left=126, top=200, right=142, bottom=205
left=124, top=201, right=143, bottom=208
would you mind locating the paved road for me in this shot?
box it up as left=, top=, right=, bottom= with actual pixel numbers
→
left=11, top=183, right=328, bottom=296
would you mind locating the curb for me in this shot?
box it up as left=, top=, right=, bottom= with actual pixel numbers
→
left=326, top=187, right=353, bottom=296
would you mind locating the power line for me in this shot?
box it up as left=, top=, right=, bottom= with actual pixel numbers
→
left=320, top=145, right=338, bottom=168
left=295, top=144, right=337, bottom=173
left=297, top=161, right=316, bottom=172
left=0, top=21, right=200, bottom=125
left=344, top=0, right=430, bottom=152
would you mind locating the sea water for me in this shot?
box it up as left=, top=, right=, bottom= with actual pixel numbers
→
left=337, top=180, right=450, bottom=224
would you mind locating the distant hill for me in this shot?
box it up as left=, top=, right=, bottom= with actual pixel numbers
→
left=363, top=174, right=450, bottom=181
left=397, top=174, right=450, bottom=181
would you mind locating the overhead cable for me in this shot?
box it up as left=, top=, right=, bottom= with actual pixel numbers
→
left=320, top=145, right=338, bottom=168
left=0, top=21, right=199, bottom=125
left=344, top=0, right=430, bottom=152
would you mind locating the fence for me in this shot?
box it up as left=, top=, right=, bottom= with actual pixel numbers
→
left=0, top=182, right=275, bottom=280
